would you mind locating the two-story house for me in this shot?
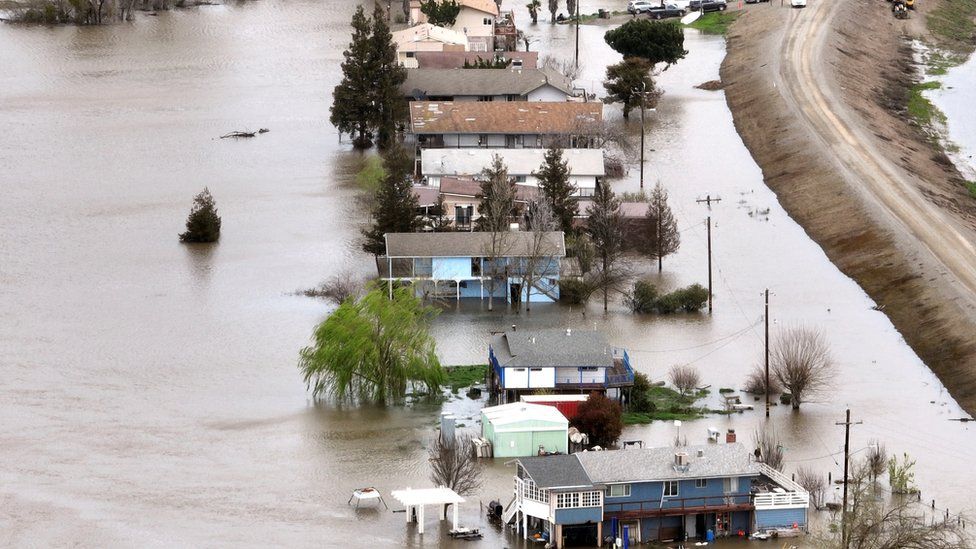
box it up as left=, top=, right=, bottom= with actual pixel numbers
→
left=488, top=328, right=635, bottom=403
left=409, top=0, right=499, bottom=52
left=413, top=176, right=538, bottom=229
left=401, top=67, right=574, bottom=102
left=377, top=231, right=567, bottom=302
left=508, top=443, right=810, bottom=548
left=392, top=23, right=469, bottom=68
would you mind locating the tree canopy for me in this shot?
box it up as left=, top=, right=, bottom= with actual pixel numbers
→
left=298, top=283, right=444, bottom=403
left=572, top=392, right=623, bottom=447
left=179, top=187, right=221, bottom=243
left=362, top=146, right=422, bottom=256
left=369, top=5, right=408, bottom=149
left=586, top=182, right=625, bottom=311
left=604, top=19, right=687, bottom=66
left=644, top=181, right=679, bottom=271
left=421, top=0, right=461, bottom=25
left=536, top=146, right=578, bottom=234
left=603, top=58, right=661, bottom=119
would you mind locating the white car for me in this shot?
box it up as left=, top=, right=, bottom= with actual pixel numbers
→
left=627, top=0, right=654, bottom=13
left=791, top=0, right=806, bottom=7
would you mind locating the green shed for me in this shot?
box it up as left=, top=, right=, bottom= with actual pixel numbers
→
left=480, top=402, right=569, bottom=458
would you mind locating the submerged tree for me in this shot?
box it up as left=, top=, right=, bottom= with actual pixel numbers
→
left=586, top=182, right=625, bottom=311
left=753, top=424, right=785, bottom=471
left=179, top=187, right=221, bottom=243
left=526, top=0, right=541, bottom=23
left=603, top=58, right=661, bottom=119
left=330, top=6, right=377, bottom=148
left=644, top=181, right=679, bottom=272
left=604, top=19, right=687, bottom=66
left=369, top=4, right=408, bottom=149
left=547, top=0, right=558, bottom=22
left=362, top=146, right=422, bottom=256
left=668, top=364, right=701, bottom=395
left=428, top=433, right=483, bottom=512
left=536, top=146, right=578, bottom=234
left=796, top=468, right=826, bottom=510
left=420, top=0, right=461, bottom=25
left=770, top=326, right=834, bottom=409
left=517, top=199, right=560, bottom=311
left=298, top=283, right=443, bottom=403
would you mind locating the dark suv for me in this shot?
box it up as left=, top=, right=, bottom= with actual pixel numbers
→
left=689, top=0, right=728, bottom=11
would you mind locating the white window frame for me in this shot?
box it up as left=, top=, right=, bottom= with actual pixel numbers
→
left=663, top=480, right=679, bottom=498
left=695, top=478, right=707, bottom=489
left=608, top=484, right=631, bottom=498
left=556, top=492, right=580, bottom=509
left=581, top=491, right=601, bottom=508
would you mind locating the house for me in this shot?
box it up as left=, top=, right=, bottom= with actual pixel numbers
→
left=377, top=231, right=567, bottom=302
left=401, top=68, right=574, bottom=102
left=413, top=176, right=538, bottom=229
left=480, top=402, right=569, bottom=458
left=409, top=0, right=500, bottom=52
left=421, top=148, right=604, bottom=197
left=488, top=328, right=635, bottom=403
left=509, top=443, right=810, bottom=548
left=392, top=24, right=468, bottom=68
left=410, top=101, right=603, bottom=150
left=413, top=50, right=538, bottom=69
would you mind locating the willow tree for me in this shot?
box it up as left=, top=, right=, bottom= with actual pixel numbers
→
left=298, top=284, right=443, bottom=402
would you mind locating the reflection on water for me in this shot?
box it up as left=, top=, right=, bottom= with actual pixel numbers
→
left=0, top=1, right=974, bottom=546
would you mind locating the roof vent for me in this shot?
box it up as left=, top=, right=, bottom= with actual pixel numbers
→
left=697, top=449, right=705, bottom=458
left=565, top=328, right=571, bottom=337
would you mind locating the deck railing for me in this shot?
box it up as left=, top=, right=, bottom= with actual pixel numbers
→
left=603, top=494, right=753, bottom=518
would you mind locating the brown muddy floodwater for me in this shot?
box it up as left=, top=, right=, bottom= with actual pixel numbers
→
left=0, top=1, right=973, bottom=546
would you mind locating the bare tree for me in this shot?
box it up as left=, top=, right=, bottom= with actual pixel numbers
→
left=753, top=424, right=785, bottom=471
left=796, top=467, right=827, bottom=510
left=541, top=54, right=582, bottom=81
left=428, top=433, right=483, bottom=515
left=644, top=181, right=680, bottom=273
left=517, top=200, right=560, bottom=312
left=668, top=364, right=701, bottom=395
left=478, top=155, right=517, bottom=311
left=866, top=440, right=888, bottom=483
left=770, top=326, right=834, bottom=409
left=563, top=115, right=635, bottom=157
left=743, top=365, right=783, bottom=395
left=301, top=272, right=362, bottom=306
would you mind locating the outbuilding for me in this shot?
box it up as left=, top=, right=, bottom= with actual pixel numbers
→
left=481, top=402, right=569, bottom=458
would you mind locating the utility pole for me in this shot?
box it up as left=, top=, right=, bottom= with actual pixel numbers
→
left=574, top=0, right=580, bottom=69
left=639, top=80, right=646, bottom=190
left=764, top=288, right=770, bottom=418
left=706, top=216, right=712, bottom=314
left=836, top=409, right=863, bottom=549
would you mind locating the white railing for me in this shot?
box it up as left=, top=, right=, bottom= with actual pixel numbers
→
left=755, top=463, right=810, bottom=509
left=515, top=476, right=549, bottom=504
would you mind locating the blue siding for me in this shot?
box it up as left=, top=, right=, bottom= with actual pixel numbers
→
left=731, top=510, right=751, bottom=533
left=755, top=507, right=807, bottom=529
left=554, top=506, right=602, bottom=525
left=602, top=476, right=755, bottom=514
left=432, top=257, right=471, bottom=279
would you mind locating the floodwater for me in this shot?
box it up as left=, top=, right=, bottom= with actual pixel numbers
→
left=0, top=1, right=973, bottom=547
left=930, top=53, right=976, bottom=181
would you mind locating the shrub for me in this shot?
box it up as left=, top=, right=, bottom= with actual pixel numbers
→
left=559, top=278, right=595, bottom=304
left=572, top=392, right=623, bottom=447
left=625, top=280, right=658, bottom=313
left=668, top=364, right=700, bottom=394
left=675, top=283, right=709, bottom=312
left=179, top=188, right=221, bottom=243
left=629, top=372, right=657, bottom=413
left=743, top=365, right=782, bottom=394
left=655, top=291, right=682, bottom=314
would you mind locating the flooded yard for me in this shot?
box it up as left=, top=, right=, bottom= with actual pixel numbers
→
left=0, top=0, right=972, bottom=546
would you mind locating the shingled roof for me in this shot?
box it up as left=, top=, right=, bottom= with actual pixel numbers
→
left=576, top=443, right=762, bottom=484
left=384, top=231, right=565, bottom=258
left=421, top=148, right=605, bottom=178
left=414, top=51, right=539, bottom=69
left=519, top=454, right=593, bottom=490
left=410, top=101, right=602, bottom=134
left=490, top=328, right=614, bottom=369
left=402, top=68, right=573, bottom=99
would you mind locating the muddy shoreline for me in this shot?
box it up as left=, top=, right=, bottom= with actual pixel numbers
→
left=721, top=0, right=976, bottom=415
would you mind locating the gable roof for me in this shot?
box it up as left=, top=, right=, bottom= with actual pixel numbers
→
left=439, top=177, right=539, bottom=201
left=575, top=443, right=762, bottom=484
left=490, top=329, right=615, bottom=368
left=482, top=402, right=569, bottom=426
left=414, top=51, right=539, bottom=69
left=519, top=454, right=593, bottom=490
left=392, top=23, right=468, bottom=48
left=410, top=101, right=602, bottom=134
left=402, top=68, right=573, bottom=99
left=384, top=231, right=566, bottom=258
left=421, top=148, right=605, bottom=178
left=459, top=0, right=499, bottom=16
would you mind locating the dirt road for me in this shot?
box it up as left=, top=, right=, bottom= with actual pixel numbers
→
left=722, top=0, right=976, bottom=414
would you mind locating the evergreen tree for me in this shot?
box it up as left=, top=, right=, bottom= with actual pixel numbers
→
left=362, top=147, right=422, bottom=255
left=644, top=181, right=680, bottom=272
left=586, top=182, right=624, bottom=311
left=179, top=188, right=221, bottom=243
left=603, top=58, right=661, bottom=119
left=330, top=6, right=377, bottom=149
left=420, top=0, right=460, bottom=25
left=604, top=19, right=687, bottom=66
left=369, top=4, right=408, bottom=150
left=547, top=0, right=558, bottom=22
left=477, top=155, right=517, bottom=232
left=536, top=146, right=578, bottom=234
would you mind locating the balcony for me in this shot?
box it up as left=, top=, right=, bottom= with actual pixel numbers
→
left=603, top=494, right=754, bottom=520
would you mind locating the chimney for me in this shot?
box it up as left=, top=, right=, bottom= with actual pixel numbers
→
left=674, top=451, right=689, bottom=468
left=726, top=429, right=736, bottom=444
left=697, top=449, right=705, bottom=458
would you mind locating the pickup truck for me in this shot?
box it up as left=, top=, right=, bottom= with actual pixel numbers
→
left=689, top=0, right=727, bottom=10
left=647, top=3, right=686, bottom=18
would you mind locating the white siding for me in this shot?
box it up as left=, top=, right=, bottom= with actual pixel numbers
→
left=527, top=86, right=571, bottom=102
left=506, top=367, right=529, bottom=389
left=527, top=367, right=555, bottom=388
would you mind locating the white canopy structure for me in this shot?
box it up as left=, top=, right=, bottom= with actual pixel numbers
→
left=391, top=487, right=465, bottom=535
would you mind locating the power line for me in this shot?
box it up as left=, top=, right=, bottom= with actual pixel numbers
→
left=626, top=318, right=762, bottom=354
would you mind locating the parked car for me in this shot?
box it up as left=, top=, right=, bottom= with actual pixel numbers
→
left=790, top=0, right=806, bottom=7
left=627, top=0, right=654, bottom=13
left=647, top=3, right=686, bottom=18
left=689, top=0, right=728, bottom=11
left=744, top=0, right=770, bottom=3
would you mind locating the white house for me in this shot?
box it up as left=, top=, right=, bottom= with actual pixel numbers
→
left=410, top=0, right=500, bottom=52
left=392, top=24, right=469, bottom=68
left=402, top=67, right=574, bottom=102
left=421, top=148, right=605, bottom=196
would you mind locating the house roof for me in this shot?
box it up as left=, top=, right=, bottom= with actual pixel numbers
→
left=490, top=328, right=615, bottom=368
left=439, top=176, right=538, bottom=201
left=459, top=0, right=499, bottom=16
left=384, top=231, right=566, bottom=258
left=482, top=402, right=569, bottom=426
left=575, top=443, right=762, bottom=484
left=392, top=24, right=468, bottom=48
left=410, top=101, right=602, bottom=135
left=412, top=185, right=440, bottom=206
left=620, top=201, right=650, bottom=218
left=402, top=68, right=573, bottom=99
left=519, top=454, right=594, bottom=490
left=421, top=148, right=605, bottom=178
left=414, top=51, right=539, bottom=69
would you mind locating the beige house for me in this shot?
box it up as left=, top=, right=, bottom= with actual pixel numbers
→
left=392, top=23, right=469, bottom=68
left=409, top=0, right=500, bottom=52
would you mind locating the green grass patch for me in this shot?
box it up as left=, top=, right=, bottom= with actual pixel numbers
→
left=624, top=410, right=705, bottom=423
left=442, top=364, right=487, bottom=391
left=719, top=387, right=735, bottom=394
left=966, top=181, right=976, bottom=200
left=623, top=385, right=711, bottom=423
left=685, top=11, right=740, bottom=35
left=926, top=0, right=976, bottom=54
left=907, top=81, right=946, bottom=127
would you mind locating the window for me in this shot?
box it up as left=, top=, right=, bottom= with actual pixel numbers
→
left=556, top=492, right=580, bottom=509
left=608, top=484, right=631, bottom=498
left=512, top=59, right=523, bottom=68
left=529, top=368, right=543, bottom=372
left=696, top=478, right=707, bottom=488
left=483, top=17, right=492, bottom=25
left=580, top=491, right=601, bottom=507
left=663, top=481, right=679, bottom=497
left=514, top=175, right=527, bottom=183
left=471, top=257, right=482, bottom=276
